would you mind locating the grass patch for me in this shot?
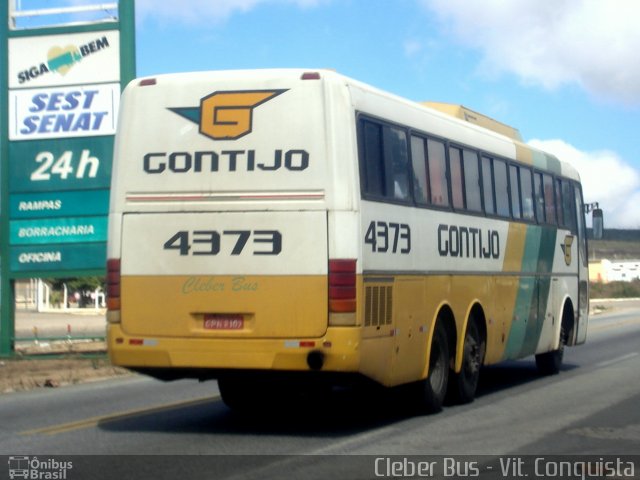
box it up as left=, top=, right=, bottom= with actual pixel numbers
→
left=590, top=279, right=640, bottom=299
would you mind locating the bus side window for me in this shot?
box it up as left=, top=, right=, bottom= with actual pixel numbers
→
left=534, top=172, right=545, bottom=222
left=509, top=165, right=522, bottom=219
left=561, top=179, right=577, bottom=234
left=383, top=125, right=411, bottom=201
left=520, top=166, right=535, bottom=221
left=542, top=173, right=556, bottom=224
left=481, top=156, right=496, bottom=215
left=555, top=178, right=564, bottom=226
left=574, top=186, right=588, bottom=267
left=410, top=135, right=429, bottom=205
left=463, top=149, right=482, bottom=213
left=361, top=120, right=385, bottom=197
left=427, top=138, right=449, bottom=207
left=360, top=119, right=410, bottom=202
left=449, top=147, right=464, bottom=210
left=494, top=159, right=510, bottom=217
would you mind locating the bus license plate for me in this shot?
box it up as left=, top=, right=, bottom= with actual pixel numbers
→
left=204, top=314, right=244, bottom=330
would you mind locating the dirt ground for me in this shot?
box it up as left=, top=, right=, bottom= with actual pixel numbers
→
left=1, top=342, right=131, bottom=394
left=1, top=299, right=635, bottom=395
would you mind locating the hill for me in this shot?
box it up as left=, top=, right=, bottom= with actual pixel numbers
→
left=588, top=229, right=640, bottom=261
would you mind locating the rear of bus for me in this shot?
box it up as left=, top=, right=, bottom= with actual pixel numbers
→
left=106, top=70, right=362, bottom=395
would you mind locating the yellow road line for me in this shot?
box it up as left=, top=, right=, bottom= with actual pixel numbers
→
left=21, top=395, right=218, bottom=436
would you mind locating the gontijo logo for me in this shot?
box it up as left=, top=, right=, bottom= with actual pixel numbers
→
left=143, top=89, right=310, bottom=174
left=561, top=234, right=574, bottom=266
left=169, top=90, right=287, bottom=141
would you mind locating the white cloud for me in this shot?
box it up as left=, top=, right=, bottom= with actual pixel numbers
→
left=529, top=139, right=640, bottom=228
left=422, top=0, right=640, bottom=106
left=136, top=0, right=326, bottom=25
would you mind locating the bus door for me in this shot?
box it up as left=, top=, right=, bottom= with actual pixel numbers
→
left=574, top=186, right=589, bottom=345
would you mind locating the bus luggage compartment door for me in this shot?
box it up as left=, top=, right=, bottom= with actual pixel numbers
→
left=118, top=211, right=328, bottom=339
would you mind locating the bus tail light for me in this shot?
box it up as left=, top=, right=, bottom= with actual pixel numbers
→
left=329, top=259, right=357, bottom=315
left=106, top=258, right=121, bottom=323
left=301, top=71, right=321, bottom=80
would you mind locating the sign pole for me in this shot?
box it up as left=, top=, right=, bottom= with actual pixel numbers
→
left=1, top=3, right=15, bottom=356
left=120, top=0, right=136, bottom=83
left=1, top=1, right=136, bottom=356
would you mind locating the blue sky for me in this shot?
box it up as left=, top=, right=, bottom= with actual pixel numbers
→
left=13, top=0, right=640, bottom=227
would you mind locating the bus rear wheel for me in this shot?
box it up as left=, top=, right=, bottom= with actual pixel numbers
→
left=449, top=319, right=485, bottom=404
left=218, top=377, right=252, bottom=411
left=410, top=321, right=449, bottom=413
left=535, top=326, right=566, bottom=375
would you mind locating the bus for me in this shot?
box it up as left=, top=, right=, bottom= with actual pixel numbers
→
left=107, top=69, right=590, bottom=412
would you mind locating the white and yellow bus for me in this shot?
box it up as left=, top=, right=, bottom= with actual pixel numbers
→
left=107, top=69, right=589, bottom=411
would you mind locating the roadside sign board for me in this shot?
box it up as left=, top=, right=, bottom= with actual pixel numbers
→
left=10, top=190, right=110, bottom=218
left=8, top=136, right=113, bottom=192
left=8, top=30, right=120, bottom=89
left=8, top=83, right=120, bottom=141
left=2, top=3, right=135, bottom=277
left=10, top=243, right=107, bottom=273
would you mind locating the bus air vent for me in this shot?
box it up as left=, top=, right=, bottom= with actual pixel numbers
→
left=364, top=285, right=393, bottom=327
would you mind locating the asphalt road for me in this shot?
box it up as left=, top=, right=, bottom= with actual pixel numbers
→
left=2, top=306, right=639, bottom=479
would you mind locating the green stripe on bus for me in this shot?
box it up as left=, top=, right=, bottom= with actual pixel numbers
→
left=503, top=275, right=536, bottom=359
left=504, top=227, right=558, bottom=358
left=504, top=225, right=539, bottom=358
left=536, top=227, right=557, bottom=274
left=521, top=226, right=545, bottom=356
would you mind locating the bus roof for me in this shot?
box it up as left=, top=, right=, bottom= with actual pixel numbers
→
left=422, top=102, right=523, bottom=142
left=420, top=100, right=580, bottom=182
left=127, top=68, right=581, bottom=183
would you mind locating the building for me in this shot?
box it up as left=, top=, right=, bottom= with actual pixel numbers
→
left=589, top=259, right=640, bottom=283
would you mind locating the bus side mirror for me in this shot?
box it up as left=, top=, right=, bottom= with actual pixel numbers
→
left=592, top=208, right=603, bottom=240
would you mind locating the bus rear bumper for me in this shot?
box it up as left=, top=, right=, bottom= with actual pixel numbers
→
left=107, top=324, right=361, bottom=377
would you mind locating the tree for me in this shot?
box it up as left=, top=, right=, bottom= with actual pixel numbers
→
left=45, top=276, right=105, bottom=307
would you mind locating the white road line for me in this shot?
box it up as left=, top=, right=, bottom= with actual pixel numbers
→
left=595, top=352, right=640, bottom=369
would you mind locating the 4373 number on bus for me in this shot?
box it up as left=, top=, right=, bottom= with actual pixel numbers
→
left=163, top=229, right=282, bottom=256
left=364, top=221, right=411, bottom=254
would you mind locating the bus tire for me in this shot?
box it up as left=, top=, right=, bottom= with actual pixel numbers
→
left=412, top=321, right=450, bottom=413
left=218, top=377, right=251, bottom=411
left=449, top=319, right=484, bottom=404
left=535, top=325, right=566, bottom=375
